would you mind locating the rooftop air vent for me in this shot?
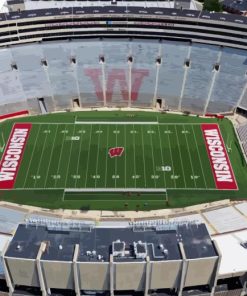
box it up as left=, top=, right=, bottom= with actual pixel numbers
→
left=134, top=241, right=147, bottom=259
left=112, top=240, right=126, bottom=257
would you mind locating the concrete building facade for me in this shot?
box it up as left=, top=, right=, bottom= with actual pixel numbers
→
left=2, top=223, right=246, bottom=296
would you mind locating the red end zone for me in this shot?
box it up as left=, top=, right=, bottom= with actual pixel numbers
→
left=0, top=123, right=32, bottom=189
left=201, top=124, right=238, bottom=190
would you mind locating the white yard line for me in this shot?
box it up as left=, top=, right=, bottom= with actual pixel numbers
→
left=23, top=125, right=42, bottom=188
left=141, top=126, right=147, bottom=188
left=166, top=125, right=176, bottom=188
left=44, top=125, right=58, bottom=188
left=65, top=188, right=167, bottom=193
left=54, top=124, right=68, bottom=188
left=95, top=124, right=102, bottom=188
left=149, top=126, right=157, bottom=188
left=13, top=186, right=221, bottom=191
left=192, top=125, right=207, bottom=188
left=34, top=124, right=50, bottom=188
left=64, top=124, right=76, bottom=189
left=175, top=125, right=187, bottom=188
left=104, top=125, right=109, bottom=188
left=75, top=121, right=158, bottom=125
left=75, top=127, right=85, bottom=188
left=84, top=124, right=93, bottom=187
left=157, top=124, right=167, bottom=188
left=31, top=122, right=202, bottom=126
left=159, top=123, right=203, bottom=125
left=183, top=124, right=197, bottom=188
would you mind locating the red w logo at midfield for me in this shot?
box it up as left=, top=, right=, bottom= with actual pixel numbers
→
left=108, top=147, right=124, bottom=158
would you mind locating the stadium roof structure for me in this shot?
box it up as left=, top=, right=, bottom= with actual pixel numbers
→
left=5, top=223, right=217, bottom=262
left=6, top=0, right=196, bottom=11
left=1, top=6, right=247, bottom=25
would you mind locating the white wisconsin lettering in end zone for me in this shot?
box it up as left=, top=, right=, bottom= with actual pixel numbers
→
left=0, top=123, right=32, bottom=189
left=201, top=124, right=238, bottom=190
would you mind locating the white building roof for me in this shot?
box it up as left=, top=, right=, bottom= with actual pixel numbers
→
left=0, top=234, right=11, bottom=255
left=213, top=230, right=247, bottom=276
left=0, top=0, right=8, bottom=12
left=203, top=206, right=247, bottom=233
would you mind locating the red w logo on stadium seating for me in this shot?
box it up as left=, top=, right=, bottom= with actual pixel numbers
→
left=108, top=147, right=124, bottom=158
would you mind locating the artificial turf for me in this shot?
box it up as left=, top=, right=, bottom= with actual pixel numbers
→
left=0, top=111, right=246, bottom=211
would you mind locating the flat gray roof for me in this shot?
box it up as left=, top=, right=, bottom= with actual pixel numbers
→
left=5, top=223, right=217, bottom=262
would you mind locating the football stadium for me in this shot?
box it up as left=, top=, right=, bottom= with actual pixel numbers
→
left=0, top=0, right=246, bottom=294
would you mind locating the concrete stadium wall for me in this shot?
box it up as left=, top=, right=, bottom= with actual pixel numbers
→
left=184, top=257, right=218, bottom=287
left=114, top=262, right=146, bottom=291
left=0, top=39, right=247, bottom=115
left=78, top=262, right=110, bottom=291
left=149, top=260, right=182, bottom=289
left=5, top=258, right=39, bottom=287
left=41, top=261, right=73, bottom=289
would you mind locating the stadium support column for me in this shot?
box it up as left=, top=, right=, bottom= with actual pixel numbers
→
left=36, top=242, right=47, bottom=296
left=2, top=242, right=14, bottom=295
left=235, top=77, right=247, bottom=111
left=71, top=58, right=82, bottom=107
left=43, top=63, right=55, bottom=105
left=178, top=45, right=191, bottom=111
left=209, top=240, right=222, bottom=296
left=110, top=254, right=114, bottom=296
left=101, top=60, right=107, bottom=107
left=73, top=244, right=80, bottom=296
left=203, top=50, right=222, bottom=115
left=178, top=242, right=187, bottom=296
left=240, top=273, right=247, bottom=296
left=152, top=59, right=161, bottom=108
left=128, top=58, right=132, bottom=108
left=9, top=50, right=28, bottom=108
left=144, top=256, right=151, bottom=296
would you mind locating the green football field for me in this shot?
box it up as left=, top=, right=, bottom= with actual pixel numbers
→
left=0, top=111, right=246, bottom=210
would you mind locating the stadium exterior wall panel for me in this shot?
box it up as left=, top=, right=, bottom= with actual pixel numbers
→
left=0, top=40, right=247, bottom=114
left=184, top=257, right=218, bottom=287
left=78, top=262, right=110, bottom=291
left=114, top=262, right=146, bottom=291
left=5, top=258, right=39, bottom=287
left=149, top=260, right=182, bottom=289
left=41, top=261, right=74, bottom=290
